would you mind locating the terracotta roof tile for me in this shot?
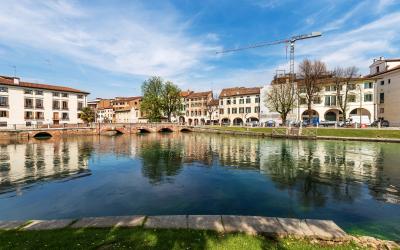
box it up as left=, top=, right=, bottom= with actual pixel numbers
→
left=0, top=76, right=89, bottom=94
left=186, top=91, right=212, bottom=98
left=219, top=87, right=260, bottom=97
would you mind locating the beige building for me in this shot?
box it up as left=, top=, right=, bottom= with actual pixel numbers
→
left=113, top=97, right=146, bottom=123
left=181, top=91, right=213, bottom=126
left=367, top=57, right=400, bottom=126
left=218, top=87, right=261, bottom=125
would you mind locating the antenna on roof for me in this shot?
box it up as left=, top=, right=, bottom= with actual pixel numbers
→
left=10, top=65, right=17, bottom=77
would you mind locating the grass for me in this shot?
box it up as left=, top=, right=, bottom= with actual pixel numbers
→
left=0, top=227, right=365, bottom=250
left=206, top=126, right=400, bottom=139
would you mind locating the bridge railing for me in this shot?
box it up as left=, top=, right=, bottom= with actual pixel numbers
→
left=0, top=123, right=94, bottom=131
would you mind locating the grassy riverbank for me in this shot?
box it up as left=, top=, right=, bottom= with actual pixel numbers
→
left=207, top=126, right=400, bottom=139
left=0, top=227, right=362, bottom=250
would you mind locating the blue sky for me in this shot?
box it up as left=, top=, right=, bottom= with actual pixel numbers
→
left=0, top=0, right=399, bottom=99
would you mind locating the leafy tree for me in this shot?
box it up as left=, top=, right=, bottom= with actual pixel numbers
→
left=141, top=76, right=182, bottom=122
left=141, top=76, right=164, bottom=122
left=79, top=107, right=95, bottom=123
left=161, top=81, right=182, bottom=122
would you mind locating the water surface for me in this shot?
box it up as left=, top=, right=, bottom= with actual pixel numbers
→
left=0, top=133, right=399, bottom=240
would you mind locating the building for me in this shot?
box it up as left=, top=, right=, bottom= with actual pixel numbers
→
left=113, top=96, right=146, bottom=123
left=181, top=91, right=213, bottom=126
left=88, top=98, right=114, bottom=123
left=260, top=73, right=376, bottom=125
left=218, top=87, right=261, bottom=125
left=367, top=57, right=400, bottom=126
left=0, top=75, right=89, bottom=128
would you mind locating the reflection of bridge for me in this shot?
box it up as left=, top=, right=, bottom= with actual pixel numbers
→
left=0, top=123, right=194, bottom=139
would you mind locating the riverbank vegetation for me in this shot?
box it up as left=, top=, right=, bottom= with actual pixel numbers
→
left=208, top=126, right=400, bottom=139
left=0, top=227, right=363, bottom=250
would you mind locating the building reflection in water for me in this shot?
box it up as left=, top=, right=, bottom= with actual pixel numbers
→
left=0, top=133, right=399, bottom=206
left=0, top=138, right=93, bottom=194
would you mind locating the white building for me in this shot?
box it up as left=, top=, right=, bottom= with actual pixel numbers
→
left=218, top=87, right=261, bottom=125
left=367, top=57, right=400, bottom=126
left=260, top=75, right=376, bottom=125
left=114, top=107, right=143, bottom=123
left=0, top=75, right=89, bottom=128
left=97, top=107, right=114, bottom=123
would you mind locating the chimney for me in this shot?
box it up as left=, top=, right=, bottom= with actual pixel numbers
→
left=13, top=77, right=20, bottom=85
left=379, top=56, right=384, bottom=60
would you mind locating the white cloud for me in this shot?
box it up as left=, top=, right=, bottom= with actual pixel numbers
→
left=0, top=0, right=221, bottom=79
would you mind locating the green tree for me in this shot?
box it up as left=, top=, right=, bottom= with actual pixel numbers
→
left=161, top=81, right=182, bottom=122
left=141, top=76, right=182, bottom=122
left=79, top=107, right=95, bottom=123
left=141, top=76, right=164, bottom=122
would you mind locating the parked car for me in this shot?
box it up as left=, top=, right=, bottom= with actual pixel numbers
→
left=371, top=119, right=390, bottom=127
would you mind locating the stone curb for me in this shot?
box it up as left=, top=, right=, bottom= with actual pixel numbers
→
left=0, top=215, right=349, bottom=241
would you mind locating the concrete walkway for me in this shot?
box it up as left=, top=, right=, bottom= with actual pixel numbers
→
left=0, top=215, right=348, bottom=240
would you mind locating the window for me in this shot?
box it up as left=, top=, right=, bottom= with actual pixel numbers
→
left=324, top=95, right=336, bottom=106
left=78, top=102, right=83, bottom=111
left=52, top=92, right=60, bottom=97
left=380, top=93, right=384, bottom=103
left=24, top=89, right=33, bottom=94
left=62, top=93, right=69, bottom=98
left=227, top=108, right=230, bottom=114
left=325, top=86, right=331, bottom=91
left=24, top=98, right=33, bottom=108
left=53, top=100, right=60, bottom=109
left=0, top=87, right=8, bottom=92
left=255, top=96, right=260, bottom=103
left=380, top=80, right=384, bottom=86
left=219, top=109, right=224, bottom=115
left=364, top=82, right=373, bottom=89
left=226, top=99, right=231, bottom=105
left=388, top=79, right=391, bottom=84
left=35, top=99, right=43, bottom=109
left=348, top=95, right=356, bottom=102
left=0, top=122, right=7, bottom=127
left=35, top=90, right=43, bottom=95
left=254, top=106, right=260, bottom=113
left=220, top=100, right=223, bottom=105
left=232, top=108, right=237, bottom=114
left=62, top=101, right=68, bottom=110
left=245, top=107, right=251, bottom=113
left=300, top=98, right=307, bottom=105
left=24, top=111, right=34, bottom=119
left=0, top=96, right=8, bottom=107
left=0, top=110, right=8, bottom=117
left=380, top=108, right=384, bottom=113
left=62, top=112, right=69, bottom=120
left=239, top=99, right=244, bottom=104
left=364, top=94, right=373, bottom=102
left=78, top=94, right=83, bottom=99
left=246, top=97, right=251, bottom=103
left=239, top=107, right=244, bottom=113
left=233, top=99, right=236, bottom=104
left=313, top=97, right=321, bottom=104
left=36, top=112, right=44, bottom=120
left=347, top=84, right=356, bottom=90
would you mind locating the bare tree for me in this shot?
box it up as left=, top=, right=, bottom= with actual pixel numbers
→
left=333, top=66, right=358, bottom=122
left=298, top=59, right=327, bottom=121
left=264, top=83, right=296, bottom=124
left=206, top=99, right=218, bottom=125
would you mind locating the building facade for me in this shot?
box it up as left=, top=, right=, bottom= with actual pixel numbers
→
left=181, top=91, right=213, bottom=126
left=0, top=76, right=89, bottom=128
left=368, top=57, right=400, bottom=126
left=218, top=87, right=261, bottom=125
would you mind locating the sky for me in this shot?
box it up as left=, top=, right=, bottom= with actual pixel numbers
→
left=0, top=0, right=399, bottom=99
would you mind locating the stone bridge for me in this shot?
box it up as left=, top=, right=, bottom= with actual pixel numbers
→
left=0, top=123, right=194, bottom=140
left=97, top=123, right=194, bottom=134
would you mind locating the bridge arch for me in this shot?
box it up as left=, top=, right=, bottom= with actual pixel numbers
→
left=138, top=128, right=151, bottom=133
left=158, top=127, right=173, bottom=133
left=33, top=132, right=52, bottom=139
left=180, top=128, right=192, bottom=132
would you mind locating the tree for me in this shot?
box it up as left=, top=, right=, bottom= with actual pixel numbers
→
left=206, top=99, right=218, bottom=125
left=141, top=76, right=164, bottom=122
left=333, top=66, right=358, bottom=122
left=264, top=83, right=296, bottom=124
left=141, top=76, right=182, bottom=122
left=161, top=81, right=182, bottom=122
left=79, top=107, right=95, bottom=123
left=298, top=59, right=327, bottom=121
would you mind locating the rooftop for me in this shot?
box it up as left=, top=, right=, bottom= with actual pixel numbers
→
left=220, top=87, right=260, bottom=97
left=0, top=75, right=89, bottom=94
left=186, top=91, right=212, bottom=99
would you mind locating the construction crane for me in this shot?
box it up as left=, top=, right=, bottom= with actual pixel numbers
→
left=216, top=32, right=322, bottom=83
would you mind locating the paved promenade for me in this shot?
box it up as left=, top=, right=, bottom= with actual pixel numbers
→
left=0, top=215, right=347, bottom=240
